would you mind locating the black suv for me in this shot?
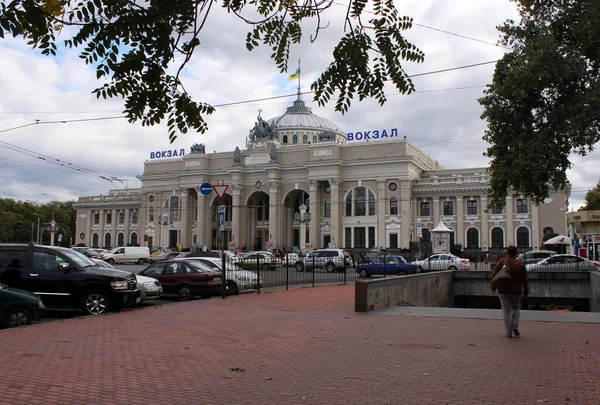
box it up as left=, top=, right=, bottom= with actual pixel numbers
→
left=0, top=243, right=140, bottom=315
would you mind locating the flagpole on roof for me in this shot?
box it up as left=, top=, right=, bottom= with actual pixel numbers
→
left=297, top=59, right=301, bottom=99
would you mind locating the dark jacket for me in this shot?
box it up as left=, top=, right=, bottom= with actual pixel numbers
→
left=492, top=256, right=529, bottom=296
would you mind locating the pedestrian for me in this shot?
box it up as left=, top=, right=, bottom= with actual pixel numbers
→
left=491, top=245, right=529, bottom=338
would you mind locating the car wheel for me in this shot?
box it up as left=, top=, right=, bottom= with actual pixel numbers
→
left=295, top=262, right=304, bottom=272
left=81, top=289, right=111, bottom=315
left=262, top=263, right=270, bottom=272
left=226, top=281, right=239, bottom=296
left=137, top=258, right=146, bottom=265
left=417, top=266, right=423, bottom=273
left=448, top=266, right=457, bottom=270
left=4, top=308, right=32, bottom=328
left=107, top=258, right=115, bottom=265
left=359, top=269, right=369, bottom=278
left=177, top=285, right=193, bottom=301
left=325, top=263, right=336, bottom=273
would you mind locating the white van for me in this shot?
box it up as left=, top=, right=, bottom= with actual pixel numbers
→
left=102, top=247, right=150, bottom=265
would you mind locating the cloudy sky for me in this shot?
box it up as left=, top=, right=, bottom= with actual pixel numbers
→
left=0, top=0, right=596, bottom=210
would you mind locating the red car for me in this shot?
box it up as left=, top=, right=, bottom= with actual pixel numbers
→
left=138, top=259, right=221, bottom=301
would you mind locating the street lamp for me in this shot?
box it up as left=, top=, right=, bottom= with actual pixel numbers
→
left=295, top=204, right=312, bottom=250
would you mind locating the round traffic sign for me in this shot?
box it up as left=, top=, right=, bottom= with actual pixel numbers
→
left=199, top=182, right=213, bottom=196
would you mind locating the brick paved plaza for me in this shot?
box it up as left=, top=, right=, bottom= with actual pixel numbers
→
left=0, top=285, right=598, bottom=405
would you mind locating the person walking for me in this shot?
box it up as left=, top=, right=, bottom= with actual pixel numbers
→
left=491, top=245, right=529, bottom=338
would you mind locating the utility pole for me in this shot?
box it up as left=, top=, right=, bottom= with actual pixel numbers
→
left=34, top=214, right=41, bottom=244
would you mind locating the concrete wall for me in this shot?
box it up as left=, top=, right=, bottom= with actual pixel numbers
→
left=591, top=272, right=600, bottom=312
left=355, top=271, right=454, bottom=312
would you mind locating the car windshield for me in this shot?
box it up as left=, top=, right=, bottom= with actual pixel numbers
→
left=186, top=261, right=216, bottom=273
left=61, top=249, right=97, bottom=268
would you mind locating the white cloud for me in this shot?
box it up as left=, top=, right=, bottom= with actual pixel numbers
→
left=0, top=0, right=596, bottom=210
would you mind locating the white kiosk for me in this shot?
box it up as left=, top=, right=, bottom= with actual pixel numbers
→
left=431, top=221, right=453, bottom=254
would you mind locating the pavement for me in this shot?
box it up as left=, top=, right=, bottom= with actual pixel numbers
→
left=1, top=285, right=599, bottom=405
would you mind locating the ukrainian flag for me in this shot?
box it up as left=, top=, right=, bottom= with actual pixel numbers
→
left=289, top=67, right=301, bottom=80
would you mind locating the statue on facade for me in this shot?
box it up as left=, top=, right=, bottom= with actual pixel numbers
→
left=318, top=131, right=336, bottom=142
left=269, top=143, right=277, bottom=164
left=190, top=143, right=205, bottom=154
left=233, top=146, right=241, bottom=166
left=248, top=109, right=278, bottom=142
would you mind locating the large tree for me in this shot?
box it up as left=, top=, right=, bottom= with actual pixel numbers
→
left=581, top=181, right=600, bottom=211
left=0, top=0, right=424, bottom=142
left=479, top=0, right=600, bottom=208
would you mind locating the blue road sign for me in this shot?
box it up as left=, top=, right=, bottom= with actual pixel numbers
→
left=200, top=182, right=213, bottom=196
left=218, top=205, right=226, bottom=231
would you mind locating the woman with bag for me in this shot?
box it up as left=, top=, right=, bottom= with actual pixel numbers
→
left=491, top=245, right=529, bottom=338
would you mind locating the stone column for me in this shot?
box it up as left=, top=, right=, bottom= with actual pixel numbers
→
left=400, top=181, right=412, bottom=248
left=377, top=180, right=386, bottom=248
left=505, top=195, right=514, bottom=245
left=531, top=201, right=540, bottom=249
left=433, top=197, right=440, bottom=226
left=309, top=180, right=320, bottom=248
left=111, top=209, right=117, bottom=248
left=124, top=208, right=130, bottom=246
left=98, top=209, right=105, bottom=248
left=412, top=198, right=418, bottom=243
left=180, top=189, right=190, bottom=249
left=268, top=181, right=280, bottom=248
left=231, top=184, right=243, bottom=251
left=86, top=210, right=92, bottom=246
left=456, top=196, right=464, bottom=245
left=481, top=195, right=489, bottom=251
left=137, top=200, right=146, bottom=248
left=330, top=180, right=342, bottom=248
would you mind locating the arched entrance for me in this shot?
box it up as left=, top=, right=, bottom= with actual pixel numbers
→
left=246, top=192, right=270, bottom=251
left=104, top=233, right=112, bottom=249
left=283, top=190, right=309, bottom=251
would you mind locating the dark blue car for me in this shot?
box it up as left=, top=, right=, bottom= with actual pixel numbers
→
left=356, top=256, right=419, bottom=278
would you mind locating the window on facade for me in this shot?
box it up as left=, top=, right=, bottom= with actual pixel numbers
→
left=93, top=212, right=99, bottom=224
left=302, top=135, right=308, bottom=143
left=491, top=205, right=503, bottom=214
left=389, top=234, right=398, bottom=248
left=118, top=211, right=125, bottom=224
left=354, top=187, right=366, bottom=216
left=389, top=198, right=398, bottom=215
left=117, top=233, right=124, bottom=246
left=354, top=227, right=366, bottom=248
left=466, top=227, right=479, bottom=248
left=293, top=135, right=298, bottom=144
left=312, top=135, right=317, bottom=143
left=131, top=209, right=138, bottom=224
left=517, top=199, right=528, bottom=214
left=368, top=192, right=375, bottom=215
left=283, top=135, right=288, bottom=144
left=106, top=211, right=112, bottom=224
left=104, top=233, right=112, bottom=249
left=491, top=227, right=504, bottom=248
left=345, top=194, right=352, bottom=217
left=92, top=233, right=99, bottom=248
left=516, top=226, right=529, bottom=248
left=420, top=202, right=430, bottom=217
left=368, top=227, right=376, bottom=248
left=323, top=201, right=331, bottom=217
left=130, top=232, right=138, bottom=246
left=443, top=201, right=454, bottom=216
left=170, top=196, right=180, bottom=221
left=345, top=227, right=352, bottom=248
left=467, top=200, right=478, bottom=215
left=345, top=187, right=376, bottom=217
left=148, top=207, right=154, bottom=222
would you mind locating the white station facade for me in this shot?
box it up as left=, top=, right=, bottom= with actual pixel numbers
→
left=74, top=96, right=570, bottom=255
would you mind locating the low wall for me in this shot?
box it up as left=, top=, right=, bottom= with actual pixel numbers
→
left=591, top=272, right=600, bottom=312
left=355, top=271, right=454, bottom=312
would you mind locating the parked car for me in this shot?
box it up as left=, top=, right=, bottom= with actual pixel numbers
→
left=91, top=259, right=163, bottom=302
left=71, top=246, right=103, bottom=259
left=0, top=243, right=140, bottom=315
left=283, top=253, right=299, bottom=266
left=526, top=254, right=600, bottom=272
left=148, top=251, right=182, bottom=263
left=102, top=246, right=150, bottom=265
left=182, top=257, right=260, bottom=295
left=138, top=259, right=222, bottom=301
left=294, top=249, right=352, bottom=273
left=356, top=255, right=419, bottom=278
left=411, top=253, right=470, bottom=272
left=235, top=251, right=278, bottom=271
left=517, top=250, right=557, bottom=265
left=0, top=281, right=45, bottom=328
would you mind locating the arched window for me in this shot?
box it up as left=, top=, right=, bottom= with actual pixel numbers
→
left=293, top=135, right=298, bottom=144
left=491, top=227, right=504, bottom=248
left=344, top=187, right=376, bottom=217
left=389, top=198, right=398, bottom=215
left=516, top=226, right=529, bottom=248
left=312, top=135, right=317, bottom=144
left=104, top=233, right=112, bottom=249
left=130, top=232, right=138, bottom=246
left=302, top=134, right=308, bottom=143
left=283, top=135, right=288, bottom=144
left=92, top=233, right=99, bottom=248
left=170, top=196, right=179, bottom=221
left=466, top=227, right=479, bottom=248
left=117, top=232, right=124, bottom=247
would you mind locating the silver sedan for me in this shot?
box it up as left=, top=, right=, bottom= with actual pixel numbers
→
left=91, top=258, right=163, bottom=302
left=526, top=254, right=599, bottom=272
